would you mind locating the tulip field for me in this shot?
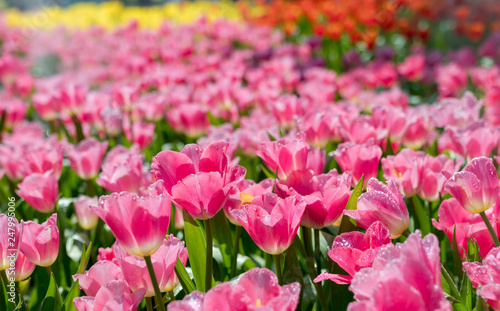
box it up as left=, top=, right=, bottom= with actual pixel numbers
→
left=2, top=1, right=500, bottom=310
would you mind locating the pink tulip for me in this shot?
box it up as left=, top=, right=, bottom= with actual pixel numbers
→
left=333, top=140, right=382, bottom=188
left=314, top=221, right=391, bottom=284
left=419, top=155, right=462, bottom=202
left=397, top=53, right=425, bottom=81
left=339, top=116, right=387, bottom=145
left=91, top=192, right=171, bottom=257
left=25, top=142, right=64, bottom=179
left=436, top=63, right=468, bottom=98
left=298, top=110, right=337, bottom=148
left=73, top=195, right=99, bottom=230
left=96, top=152, right=144, bottom=193
left=1, top=213, right=23, bottom=270
left=32, top=92, right=58, bottom=121
left=382, top=148, right=427, bottom=197
left=231, top=193, right=306, bottom=255
left=152, top=141, right=246, bottom=220
left=433, top=198, right=499, bottom=259
left=224, top=178, right=274, bottom=226
left=97, top=247, right=116, bottom=263
left=13, top=251, right=36, bottom=282
left=16, top=171, right=59, bottom=213
left=123, top=119, right=155, bottom=149
left=345, top=178, right=409, bottom=239
left=58, top=83, right=88, bottom=115
left=114, top=235, right=188, bottom=296
left=167, top=104, right=210, bottom=139
left=463, top=247, right=500, bottom=311
left=444, top=157, right=499, bottom=213
left=270, top=94, right=308, bottom=129
left=257, top=138, right=325, bottom=180
left=347, top=232, right=451, bottom=311
left=67, top=138, right=108, bottom=180
left=276, top=170, right=352, bottom=229
left=20, top=214, right=59, bottom=267
left=73, top=280, right=146, bottom=311
left=169, top=268, right=301, bottom=311
left=73, top=260, right=124, bottom=296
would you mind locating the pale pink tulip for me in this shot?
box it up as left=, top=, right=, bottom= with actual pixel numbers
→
left=73, top=195, right=99, bottom=230
left=1, top=214, right=23, bottom=270
left=20, top=214, right=59, bottom=267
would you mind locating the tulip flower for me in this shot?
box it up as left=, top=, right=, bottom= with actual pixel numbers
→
left=73, top=280, right=146, bottom=311
left=20, top=214, right=59, bottom=267
left=114, top=235, right=188, bottom=296
left=91, top=192, right=171, bottom=257
left=347, top=232, right=451, bottom=311
left=433, top=198, right=499, bottom=259
left=381, top=148, right=427, bottom=197
left=231, top=193, right=306, bottom=255
left=13, top=251, right=36, bottom=282
left=152, top=141, right=246, bottom=220
left=169, top=268, right=301, bottom=311
left=16, top=170, right=59, bottom=213
left=419, top=155, right=462, bottom=202
left=66, top=138, right=108, bottom=180
left=73, top=260, right=124, bottom=296
left=123, top=119, right=155, bottom=149
left=73, top=195, right=99, bottom=230
left=345, top=178, right=409, bottom=239
left=276, top=170, right=352, bottom=229
left=96, top=153, right=144, bottom=193
left=333, top=140, right=382, bottom=188
left=314, top=221, right=391, bottom=284
left=463, top=247, right=500, bottom=311
left=1, top=213, right=23, bottom=270
left=444, top=157, right=499, bottom=214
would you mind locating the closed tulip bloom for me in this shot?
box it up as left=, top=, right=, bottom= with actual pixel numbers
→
left=433, top=198, right=499, bottom=259
left=276, top=170, right=352, bottom=229
left=463, top=247, right=500, bottom=311
left=152, top=141, right=246, bottom=220
left=1, top=214, right=23, bottom=270
left=231, top=193, right=306, bottom=255
left=73, top=195, right=99, bottom=230
left=333, top=140, right=382, bottom=189
left=91, top=192, right=171, bottom=257
left=382, top=148, right=427, bottom=198
left=73, top=280, right=145, bottom=311
left=314, top=221, right=391, bottom=285
left=73, top=260, right=124, bottom=297
left=348, top=232, right=451, bottom=311
left=444, top=157, right=499, bottom=214
left=20, top=214, right=59, bottom=267
left=67, top=138, right=108, bottom=180
left=419, top=155, right=462, bottom=202
left=345, top=178, right=409, bottom=239
left=169, top=268, right=301, bottom=311
left=13, top=251, right=36, bottom=282
left=114, top=235, right=188, bottom=296
left=16, top=170, right=59, bottom=213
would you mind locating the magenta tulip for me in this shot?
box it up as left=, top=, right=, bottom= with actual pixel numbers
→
left=444, top=157, right=499, bottom=214
left=73, top=260, right=124, bottom=296
left=73, top=280, right=145, bottom=311
left=114, top=235, right=188, bottom=296
left=463, top=247, right=500, bottom=311
left=231, top=193, right=306, bottom=255
left=381, top=148, right=427, bottom=198
left=347, top=232, right=451, bottom=311
left=333, top=140, right=382, bottom=188
left=91, top=192, right=171, bottom=257
left=20, top=214, right=59, bottom=267
left=96, top=152, right=144, bottom=193
left=16, top=170, right=59, bottom=213
left=314, top=221, right=391, bottom=284
left=67, top=138, right=108, bottom=180
left=345, top=178, right=409, bottom=239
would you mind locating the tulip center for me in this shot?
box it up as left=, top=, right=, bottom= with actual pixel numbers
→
left=256, top=299, right=262, bottom=307
left=240, top=192, right=254, bottom=205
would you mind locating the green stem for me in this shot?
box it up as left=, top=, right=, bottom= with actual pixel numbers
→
left=265, top=253, right=272, bottom=270
left=314, top=229, right=321, bottom=273
left=145, top=297, right=154, bottom=311
left=55, top=202, right=70, bottom=287
left=402, top=229, right=411, bottom=237
left=85, top=179, right=97, bottom=197
left=273, top=254, right=282, bottom=285
left=71, top=115, right=85, bottom=143
left=15, top=283, right=28, bottom=310
left=204, top=218, right=213, bottom=291
left=231, top=226, right=242, bottom=278
left=302, top=226, right=313, bottom=257
left=480, top=211, right=500, bottom=247
left=167, top=290, right=175, bottom=301
left=144, top=255, right=165, bottom=311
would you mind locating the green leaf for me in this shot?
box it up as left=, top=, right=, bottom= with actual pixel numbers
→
left=452, top=226, right=464, bottom=283
left=283, top=243, right=304, bottom=309
left=183, top=210, right=208, bottom=292
left=411, top=196, right=430, bottom=236
left=174, top=258, right=196, bottom=294
left=211, top=210, right=234, bottom=280
left=345, top=175, right=364, bottom=211
left=40, top=272, right=63, bottom=311
left=260, top=164, right=275, bottom=179
left=62, top=242, right=92, bottom=311
left=0, top=271, right=13, bottom=311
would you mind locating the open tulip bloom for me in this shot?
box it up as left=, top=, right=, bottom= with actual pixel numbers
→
left=4, top=6, right=500, bottom=311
